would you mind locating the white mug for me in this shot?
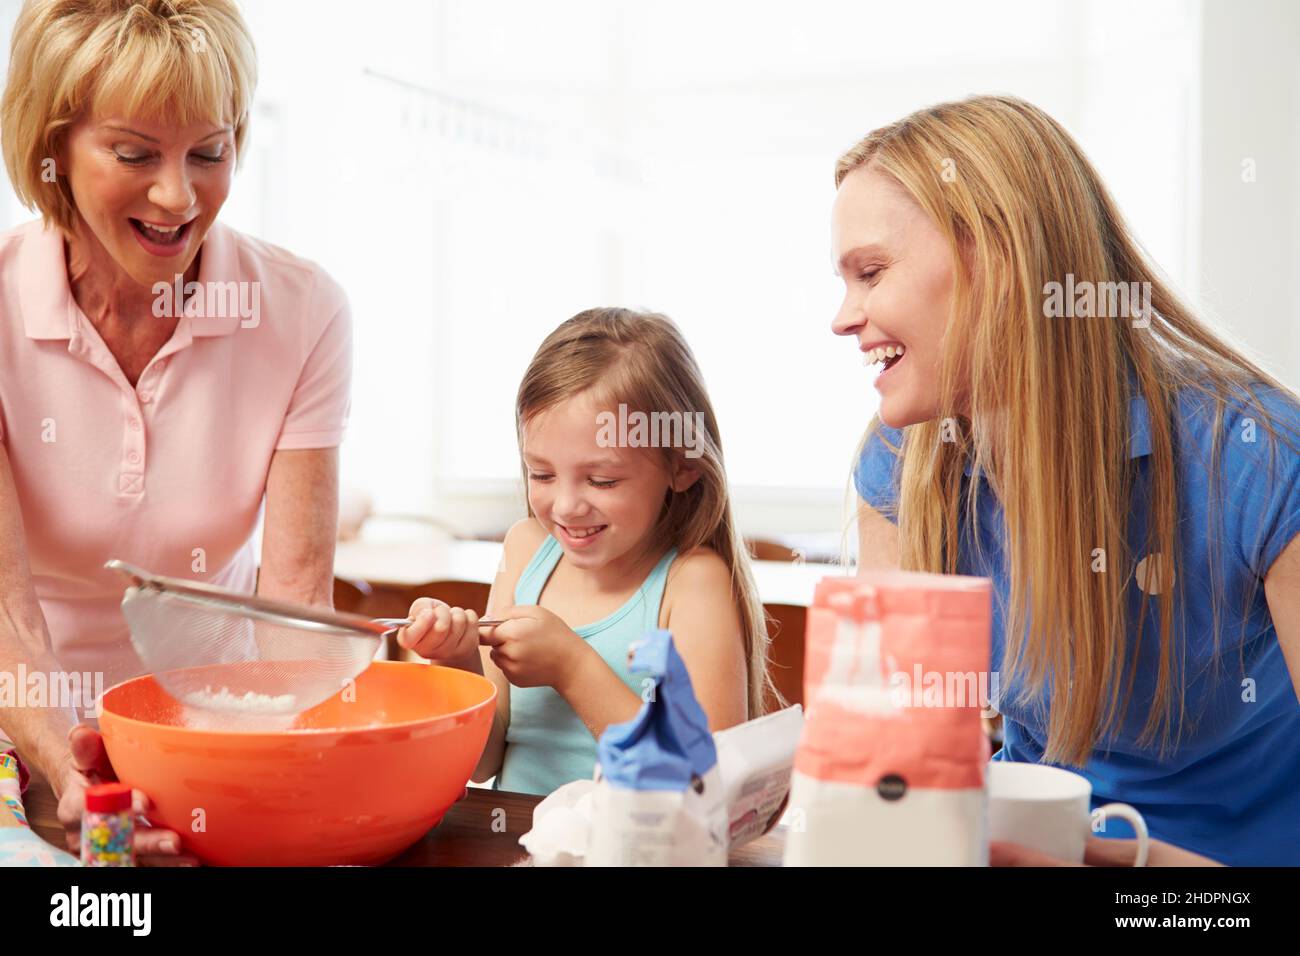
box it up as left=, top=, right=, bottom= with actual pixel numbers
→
left=987, top=761, right=1150, bottom=866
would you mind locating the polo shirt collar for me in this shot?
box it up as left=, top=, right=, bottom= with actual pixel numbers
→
left=18, top=220, right=242, bottom=340
left=17, top=222, right=73, bottom=340
left=189, top=221, right=241, bottom=338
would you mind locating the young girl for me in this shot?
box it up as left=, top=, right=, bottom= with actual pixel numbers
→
left=396, top=308, right=772, bottom=796
left=832, top=95, right=1300, bottom=866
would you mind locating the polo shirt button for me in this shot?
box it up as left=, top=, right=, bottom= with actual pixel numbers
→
left=139, top=392, right=153, bottom=404
left=128, top=451, right=140, bottom=465
left=129, top=419, right=141, bottom=431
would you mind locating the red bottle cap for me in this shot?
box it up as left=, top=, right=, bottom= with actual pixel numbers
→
left=84, top=782, right=133, bottom=813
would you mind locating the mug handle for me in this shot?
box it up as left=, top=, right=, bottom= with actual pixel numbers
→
left=1094, top=802, right=1150, bottom=866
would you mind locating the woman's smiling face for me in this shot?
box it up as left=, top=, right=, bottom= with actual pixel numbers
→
left=59, top=113, right=234, bottom=288
left=522, top=390, right=695, bottom=573
left=831, top=163, right=959, bottom=428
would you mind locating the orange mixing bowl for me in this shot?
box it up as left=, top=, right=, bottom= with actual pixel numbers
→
left=99, top=661, right=496, bottom=866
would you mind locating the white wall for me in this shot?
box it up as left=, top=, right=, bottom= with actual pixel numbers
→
left=1, top=0, right=1296, bottom=542
left=1194, top=0, right=1300, bottom=389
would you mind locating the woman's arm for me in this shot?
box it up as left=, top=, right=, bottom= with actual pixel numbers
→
left=992, top=836, right=1223, bottom=867
left=857, top=495, right=900, bottom=572
left=0, top=446, right=218, bottom=865
left=0, top=446, right=75, bottom=789
left=256, top=448, right=339, bottom=607
left=1264, top=532, right=1300, bottom=703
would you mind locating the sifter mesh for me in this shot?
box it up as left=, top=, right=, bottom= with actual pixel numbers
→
left=109, top=560, right=390, bottom=718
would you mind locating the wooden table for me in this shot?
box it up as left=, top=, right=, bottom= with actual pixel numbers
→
left=24, top=772, right=785, bottom=867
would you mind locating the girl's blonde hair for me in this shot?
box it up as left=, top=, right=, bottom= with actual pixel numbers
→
left=837, top=95, right=1300, bottom=765
left=516, top=308, right=775, bottom=719
left=2, top=0, right=257, bottom=234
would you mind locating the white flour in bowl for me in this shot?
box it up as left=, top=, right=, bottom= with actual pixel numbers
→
left=176, top=686, right=301, bottom=731
left=181, top=686, right=298, bottom=712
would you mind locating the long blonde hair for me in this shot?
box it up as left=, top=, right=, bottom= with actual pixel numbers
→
left=516, top=308, right=774, bottom=719
left=837, top=95, right=1300, bottom=765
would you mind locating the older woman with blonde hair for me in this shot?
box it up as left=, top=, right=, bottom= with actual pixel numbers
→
left=834, top=95, right=1300, bottom=866
left=0, top=0, right=350, bottom=864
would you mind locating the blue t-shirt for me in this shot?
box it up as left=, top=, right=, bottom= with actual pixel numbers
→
left=855, top=382, right=1300, bottom=865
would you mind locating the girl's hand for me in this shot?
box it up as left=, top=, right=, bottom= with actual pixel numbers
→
left=478, top=605, right=589, bottom=690
left=56, top=725, right=198, bottom=866
left=990, top=837, right=1224, bottom=867
left=397, top=597, right=481, bottom=669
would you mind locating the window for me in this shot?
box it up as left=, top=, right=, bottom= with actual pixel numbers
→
left=0, top=0, right=1203, bottom=538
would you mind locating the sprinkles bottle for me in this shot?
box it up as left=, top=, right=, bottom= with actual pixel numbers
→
left=0, top=753, right=26, bottom=826
left=81, top=783, right=134, bottom=866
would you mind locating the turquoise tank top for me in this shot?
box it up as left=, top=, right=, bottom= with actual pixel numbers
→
left=495, top=535, right=678, bottom=795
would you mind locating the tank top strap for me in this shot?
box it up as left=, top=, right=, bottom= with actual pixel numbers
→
left=637, top=547, right=679, bottom=619
left=512, top=534, right=563, bottom=605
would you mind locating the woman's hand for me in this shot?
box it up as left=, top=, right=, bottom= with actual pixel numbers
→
left=55, top=725, right=198, bottom=866
left=478, top=605, right=589, bottom=691
left=990, top=836, right=1224, bottom=867
left=397, top=598, right=482, bottom=669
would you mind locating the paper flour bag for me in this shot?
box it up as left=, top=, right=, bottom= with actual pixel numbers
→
left=714, top=704, right=803, bottom=848
left=519, top=706, right=803, bottom=864
left=585, top=629, right=728, bottom=866
left=784, top=572, right=993, bottom=866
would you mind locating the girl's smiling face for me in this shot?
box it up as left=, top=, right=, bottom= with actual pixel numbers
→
left=522, top=390, right=698, bottom=573
left=59, top=113, right=235, bottom=288
left=830, top=163, right=959, bottom=427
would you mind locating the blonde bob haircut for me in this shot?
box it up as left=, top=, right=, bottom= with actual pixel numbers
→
left=1, top=0, right=256, bottom=234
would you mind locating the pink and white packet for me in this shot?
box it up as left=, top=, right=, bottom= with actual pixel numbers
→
left=783, top=571, right=994, bottom=866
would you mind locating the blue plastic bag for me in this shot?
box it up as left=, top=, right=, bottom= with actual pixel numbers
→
left=597, top=629, right=717, bottom=791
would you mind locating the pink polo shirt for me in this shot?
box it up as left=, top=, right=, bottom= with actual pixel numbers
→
left=0, top=219, right=351, bottom=690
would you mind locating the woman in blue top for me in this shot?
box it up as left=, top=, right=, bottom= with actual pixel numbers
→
left=831, top=96, right=1300, bottom=866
